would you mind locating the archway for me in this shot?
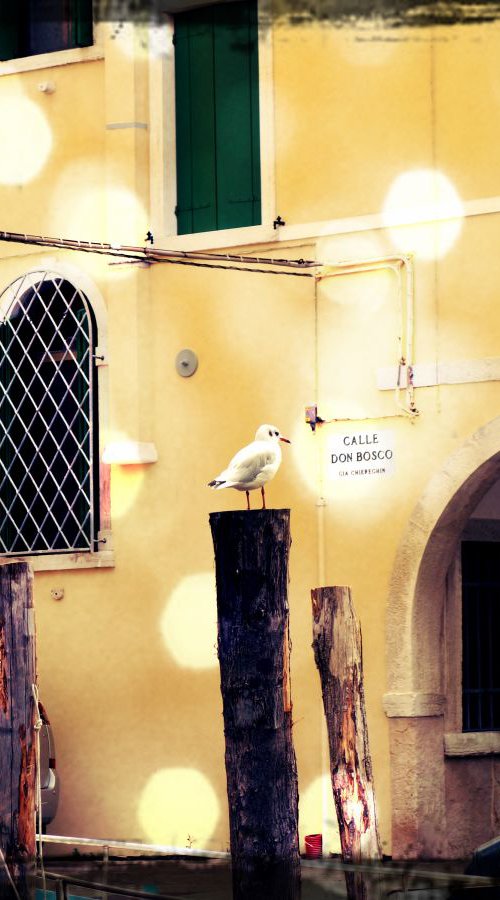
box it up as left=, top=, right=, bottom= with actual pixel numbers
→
left=385, top=415, right=500, bottom=858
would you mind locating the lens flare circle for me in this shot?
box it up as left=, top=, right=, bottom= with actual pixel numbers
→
left=383, top=168, right=464, bottom=259
left=300, top=774, right=341, bottom=855
left=161, top=573, right=218, bottom=670
left=138, top=767, right=219, bottom=848
left=103, top=430, right=145, bottom=519
left=0, top=96, right=52, bottom=184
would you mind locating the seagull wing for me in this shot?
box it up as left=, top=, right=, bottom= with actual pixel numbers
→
left=221, top=440, right=277, bottom=487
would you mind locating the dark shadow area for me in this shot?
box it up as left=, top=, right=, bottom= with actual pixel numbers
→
left=90, top=0, right=500, bottom=27
left=33, top=855, right=500, bottom=900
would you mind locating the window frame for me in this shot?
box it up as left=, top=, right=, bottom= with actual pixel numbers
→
left=2, top=0, right=96, bottom=68
left=148, top=0, right=277, bottom=251
left=0, top=262, right=113, bottom=572
left=0, top=23, right=103, bottom=77
left=444, top=537, right=500, bottom=755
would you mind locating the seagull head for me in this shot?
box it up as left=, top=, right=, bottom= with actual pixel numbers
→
left=255, top=424, right=291, bottom=444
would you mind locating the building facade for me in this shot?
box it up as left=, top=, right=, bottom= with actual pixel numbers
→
left=0, top=0, right=499, bottom=861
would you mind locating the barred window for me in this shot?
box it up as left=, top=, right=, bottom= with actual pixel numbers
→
left=0, top=272, right=98, bottom=555
left=462, top=541, right=500, bottom=731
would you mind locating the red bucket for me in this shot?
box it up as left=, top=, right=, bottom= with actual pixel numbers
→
left=304, top=833, right=322, bottom=858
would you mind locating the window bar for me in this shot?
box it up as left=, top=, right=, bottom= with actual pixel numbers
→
left=0, top=274, right=95, bottom=554
left=462, top=583, right=470, bottom=731
left=475, top=584, right=482, bottom=731
left=84, top=296, right=95, bottom=552
left=488, top=589, right=494, bottom=729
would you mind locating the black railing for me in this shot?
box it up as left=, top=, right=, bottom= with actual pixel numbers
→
left=38, top=870, right=183, bottom=900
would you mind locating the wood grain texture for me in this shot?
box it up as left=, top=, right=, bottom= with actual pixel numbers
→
left=312, top=586, right=381, bottom=900
left=0, top=563, right=36, bottom=899
left=210, top=509, right=300, bottom=900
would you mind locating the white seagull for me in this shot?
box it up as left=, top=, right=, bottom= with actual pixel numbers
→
left=208, top=424, right=291, bottom=510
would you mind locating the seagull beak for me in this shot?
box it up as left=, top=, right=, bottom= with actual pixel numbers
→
left=280, top=436, right=291, bottom=444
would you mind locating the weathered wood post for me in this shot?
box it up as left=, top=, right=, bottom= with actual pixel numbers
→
left=210, top=509, right=301, bottom=900
left=312, top=586, right=381, bottom=900
left=0, top=563, right=37, bottom=899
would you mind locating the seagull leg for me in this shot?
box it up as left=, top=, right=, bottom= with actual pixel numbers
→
left=246, top=490, right=250, bottom=510
left=261, top=486, right=266, bottom=509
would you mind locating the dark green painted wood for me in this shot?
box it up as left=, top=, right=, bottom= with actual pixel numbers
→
left=0, top=0, right=92, bottom=61
left=214, top=1, right=261, bottom=229
left=174, top=1, right=261, bottom=235
left=175, top=10, right=218, bottom=234
left=71, top=0, right=93, bottom=48
left=0, top=5, right=22, bottom=60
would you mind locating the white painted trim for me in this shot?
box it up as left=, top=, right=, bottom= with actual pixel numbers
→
left=266, top=193, right=500, bottom=246
left=151, top=193, right=500, bottom=253
left=378, top=357, right=500, bottom=391
left=0, top=551, right=115, bottom=571
left=102, top=441, right=158, bottom=465
left=444, top=732, right=500, bottom=757
left=258, top=0, right=277, bottom=230
left=148, top=1, right=277, bottom=244
left=31, top=258, right=109, bottom=358
left=149, top=19, right=176, bottom=237
left=159, top=223, right=278, bottom=252
left=40, top=833, right=228, bottom=858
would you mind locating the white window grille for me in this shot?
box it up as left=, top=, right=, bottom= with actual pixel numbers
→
left=0, top=271, right=98, bottom=555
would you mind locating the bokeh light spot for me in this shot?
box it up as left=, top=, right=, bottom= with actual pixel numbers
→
left=138, top=768, right=219, bottom=848
left=0, top=96, right=52, bottom=184
left=161, top=573, right=218, bottom=669
left=289, top=418, right=321, bottom=496
left=383, top=168, right=464, bottom=259
left=105, top=431, right=145, bottom=519
left=300, top=774, right=340, bottom=855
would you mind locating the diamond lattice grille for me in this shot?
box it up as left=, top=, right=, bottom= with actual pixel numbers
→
left=0, top=273, right=95, bottom=554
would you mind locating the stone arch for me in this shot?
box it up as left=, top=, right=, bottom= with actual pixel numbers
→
left=385, top=415, right=500, bottom=858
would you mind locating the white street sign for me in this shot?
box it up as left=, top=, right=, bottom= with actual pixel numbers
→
left=328, top=430, right=395, bottom=480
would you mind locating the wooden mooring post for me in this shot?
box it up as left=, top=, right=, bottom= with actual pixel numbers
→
left=0, top=563, right=37, bottom=899
left=210, top=509, right=301, bottom=900
left=312, top=586, right=381, bottom=900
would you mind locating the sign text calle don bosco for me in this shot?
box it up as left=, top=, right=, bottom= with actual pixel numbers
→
left=328, top=430, right=395, bottom=480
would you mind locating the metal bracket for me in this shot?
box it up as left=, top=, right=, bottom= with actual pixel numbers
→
left=97, top=529, right=113, bottom=551
left=93, top=347, right=107, bottom=366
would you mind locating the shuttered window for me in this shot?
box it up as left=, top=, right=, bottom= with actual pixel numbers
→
left=174, top=0, right=261, bottom=235
left=462, top=541, right=500, bottom=731
left=0, top=0, right=93, bottom=62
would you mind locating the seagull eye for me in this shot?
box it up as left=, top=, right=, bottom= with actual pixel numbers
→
left=274, top=430, right=279, bottom=436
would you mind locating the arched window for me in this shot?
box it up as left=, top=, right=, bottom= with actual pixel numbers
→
left=0, top=271, right=99, bottom=555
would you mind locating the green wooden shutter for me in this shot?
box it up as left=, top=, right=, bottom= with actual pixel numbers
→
left=175, top=9, right=218, bottom=235
left=70, top=0, right=93, bottom=48
left=213, top=1, right=261, bottom=229
left=174, top=0, right=261, bottom=235
left=0, top=4, right=22, bottom=61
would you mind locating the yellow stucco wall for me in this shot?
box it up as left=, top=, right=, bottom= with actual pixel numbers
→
left=0, top=10, right=500, bottom=860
